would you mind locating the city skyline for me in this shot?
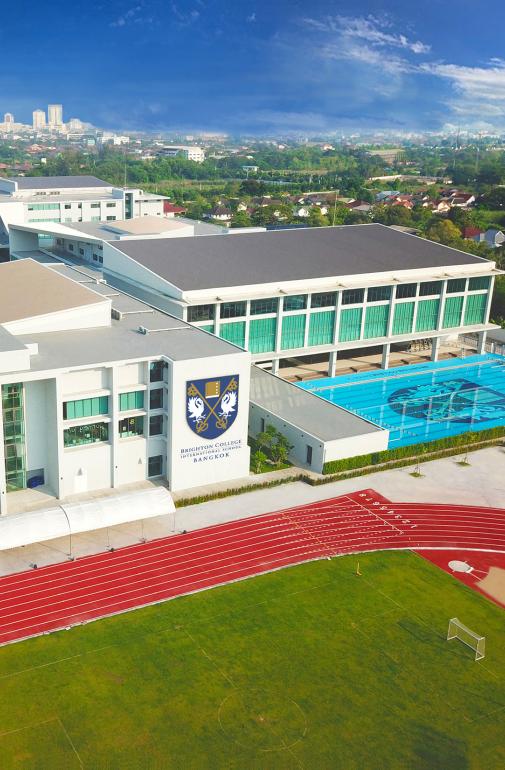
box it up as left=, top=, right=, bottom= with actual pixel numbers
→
left=1, top=1, right=505, bottom=135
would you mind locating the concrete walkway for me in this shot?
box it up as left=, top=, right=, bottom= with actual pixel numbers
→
left=1, top=446, right=503, bottom=577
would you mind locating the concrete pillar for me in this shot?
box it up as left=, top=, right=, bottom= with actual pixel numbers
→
left=381, top=343, right=391, bottom=370
left=431, top=337, right=441, bottom=362
left=328, top=350, right=338, bottom=377
left=110, top=365, right=120, bottom=488
left=271, top=359, right=280, bottom=376
left=477, top=331, right=487, bottom=354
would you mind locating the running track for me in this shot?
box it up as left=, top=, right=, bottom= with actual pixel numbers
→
left=1, top=488, right=505, bottom=646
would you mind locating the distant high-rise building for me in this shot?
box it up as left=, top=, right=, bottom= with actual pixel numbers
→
left=67, top=118, right=83, bottom=131
left=4, top=113, right=14, bottom=124
left=48, top=104, right=63, bottom=127
left=33, top=109, right=46, bottom=129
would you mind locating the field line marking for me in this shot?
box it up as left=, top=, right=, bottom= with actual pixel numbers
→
left=58, top=717, right=84, bottom=768
left=0, top=717, right=57, bottom=739
left=0, top=644, right=115, bottom=681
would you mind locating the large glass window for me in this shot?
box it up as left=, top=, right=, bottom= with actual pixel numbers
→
left=149, top=388, right=164, bottom=410
left=118, top=416, right=144, bottom=438
left=311, top=292, right=336, bottom=308
left=342, top=289, right=365, bottom=305
left=249, top=317, right=276, bottom=353
left=27, top=203, right=60, bottom=211
left=149, top=361, right=165, bottom=382
left=2, top=383, right=26, bottom=491
left=415, top=299, right=440, bottom=332
left=250, top=298, right=278, bottom=315
left=281, top=314, right=306, bottom=349
left=149, top=414, right=164, bottom=436
left=442, top=296, right=464, bottom=329
left=396, top=283, right=417, bottom=299
left=220, top=301, right=246, bottom=318
left=419, top=281, right=442, bottom=297
left=308, top=311, right=335, bottom=346
left=63, top=396, right=109, bottom=420
left=469, top=276, right=491, bottom=291
left=338, top=307, right=362, bottom=342
left=392, top=302, right=415, bottom=336
left=446, top=278, right=466, bottom=294
left=464, top=293, right=487, bottom=325
left=64, top=422, right=108, bottom=447
left=364, top=304, right=389, bottom=338
left=283, top=294, right=307, bottom=311
left=187, top=304, right=215, bottom=322
left=119, top=390, right=144, bottom=411
left=219, top=321, right=246, bottom=348
left=367, top=286, right=392, bottom=303
left=148, top=455, right=163, bottom=477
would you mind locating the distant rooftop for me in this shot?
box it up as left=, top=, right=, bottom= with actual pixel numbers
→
left=7, top=175, right=112, bottom=190
left=68, top=215, right=192, bottom=239
left=0, top=259, right=106, bottom=324
left=112, top=224, right=488, bottom=293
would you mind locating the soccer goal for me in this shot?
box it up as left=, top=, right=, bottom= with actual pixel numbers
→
left=447, top=618, right=485, bottom=661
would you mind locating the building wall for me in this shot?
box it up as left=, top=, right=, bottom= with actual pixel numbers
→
left=249, top=401, right=389, bottom=473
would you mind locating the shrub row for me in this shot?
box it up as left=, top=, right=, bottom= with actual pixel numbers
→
left=322, top=426, right=505, bottom=475
left=174, top=475, right=297, bottom=509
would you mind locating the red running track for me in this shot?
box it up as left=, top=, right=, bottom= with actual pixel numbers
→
left=1, top=488, right=505, bottom=646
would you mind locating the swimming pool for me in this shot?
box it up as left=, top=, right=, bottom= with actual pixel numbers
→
left=297, top=354, right=505, bottom=448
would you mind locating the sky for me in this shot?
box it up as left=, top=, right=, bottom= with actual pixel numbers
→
left=2, top=0, right=505, bottom=135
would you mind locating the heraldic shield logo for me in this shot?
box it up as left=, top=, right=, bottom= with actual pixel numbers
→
left=186, top=375, right=239, bottom=439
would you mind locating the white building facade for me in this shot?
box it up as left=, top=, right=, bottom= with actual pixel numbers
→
left=49, top=224, right=499, bottom=375
left=0, top=176, right=168, bottom=245
left=0, top=260, right=251, bottom=517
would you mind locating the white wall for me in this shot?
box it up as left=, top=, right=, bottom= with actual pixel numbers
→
left=24, top=380, right=51, bottom=479
left=115, top=436, right=148, bottom=486
left=169, top=351, right=251, bottom=491
left=60, top=368, right=109, bottom=396
left=3, top=300, right=111, bottom=336
left=248, top=402, right=389, bottom=473
left=61, top=442, right=112, bottom=495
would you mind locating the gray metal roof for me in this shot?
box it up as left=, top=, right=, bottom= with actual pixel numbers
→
left=113, top=224, right=487, bottom=292
left=250, top=366, right=383, bottom=442
left=10, top=175, right=112, bottom=190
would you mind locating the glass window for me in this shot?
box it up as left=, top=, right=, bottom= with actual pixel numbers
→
left=367, top=286, right=392, bottom=303
left=119, top=390, right=144, bottom=411
left=446, top=278, right=466, bottom=293
left=283, top=294, right=307, bottom=311
left=106, top=216, right=116, bottom=221
left=250, top=298, right=278, bottom=315
left=64, top=422, right=108, bottom=447
left=396, top=283, right=417, bottom=299
left=118, top=416, right=144, bottom=438
left=187, top=304, right=215, bottom=322
left=311, top=292, right=336, bottom=308
left=149, top=388, right=164, bottom=410
left=149, top=361, right=165, bottom=382
left=469, top=276, right=491, bottom=291
left=106, top=202, right=116, bottom=208
left=148, top=455, right=163, bottom=477
left=220, top=301, right=246, bottom=319
left=419, top=281, right=442, bottom=296
left=91, top=203, right=100, bottom=208
left=68, top=244, right=74, bottom=251
left=219, top=321, right=246, bottom=348
left=64, top=204, right=71, bottom=209
left=79, top=248, right=84, bottom=256
left=63, top=396, right=109, bottom=420
left=149, top=414, right=164, bottom=436
left=342, top=288, right=365, bottom=305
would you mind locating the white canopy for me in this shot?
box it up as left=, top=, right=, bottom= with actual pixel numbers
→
left=0, top=487, right=175, bottom=551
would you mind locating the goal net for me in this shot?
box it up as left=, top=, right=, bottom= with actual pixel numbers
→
left=447, top=618, right=485, bottom=661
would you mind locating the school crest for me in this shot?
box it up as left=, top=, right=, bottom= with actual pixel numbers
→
left=186, top=375, right=239, bottom=439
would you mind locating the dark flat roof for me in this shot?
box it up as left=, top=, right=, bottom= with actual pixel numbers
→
left=113, top=224, right=486, bottom=292
left=10, top=175, right=111, bottom=189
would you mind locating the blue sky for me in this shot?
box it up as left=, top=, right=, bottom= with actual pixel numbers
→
left=2, top=0, right=505, bottom=134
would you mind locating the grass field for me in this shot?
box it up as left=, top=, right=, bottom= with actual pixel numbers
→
left=0, top=551, right=504, bottom=769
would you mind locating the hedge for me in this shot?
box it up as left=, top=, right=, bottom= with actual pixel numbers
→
left=322, top=426, right=505, bottom=475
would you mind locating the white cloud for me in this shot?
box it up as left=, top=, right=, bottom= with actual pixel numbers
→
left=247, top=13, right=256, bottom=23
left=302, top=15, right=431, bottom=55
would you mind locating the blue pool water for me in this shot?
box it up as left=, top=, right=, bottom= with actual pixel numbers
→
left=297, top=354, right=505, bottom=448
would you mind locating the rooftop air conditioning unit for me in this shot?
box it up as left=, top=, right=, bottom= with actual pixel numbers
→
left=138, top=326, right=149, bottom=335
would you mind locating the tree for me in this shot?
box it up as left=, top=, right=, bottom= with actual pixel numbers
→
left=256, top=424, right=277, bottom=454
left=307, top=207, right=329, bottom=227
left=251, top=450, right=268, bottom=474
left=230, top=210, right=252, bottom=228
left=270, top=434, right=293, bottom=467
left=425, top=219, right=462, bottom=246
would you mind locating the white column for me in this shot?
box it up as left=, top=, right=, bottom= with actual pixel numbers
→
left=54, top=377, right=65, bottom=500
left=328, top=350, right=338, bottom=377
left=214, top=303, right=221, bottom=336
left=431, top=337, right=441, bottom=362
left=271, top=359, right=280, bottom=375
left=436, top=280, right=448, bottom=331
left=244, top=300, right=251, bottom=350
left=477, top=331, right=487, bottom=354
left=274, top=297, right=284, bottom=353
left=381, top=343, right=391, bottom=370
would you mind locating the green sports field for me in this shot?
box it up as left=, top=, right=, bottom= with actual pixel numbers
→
left=0, top=551, right=504, bottom=769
